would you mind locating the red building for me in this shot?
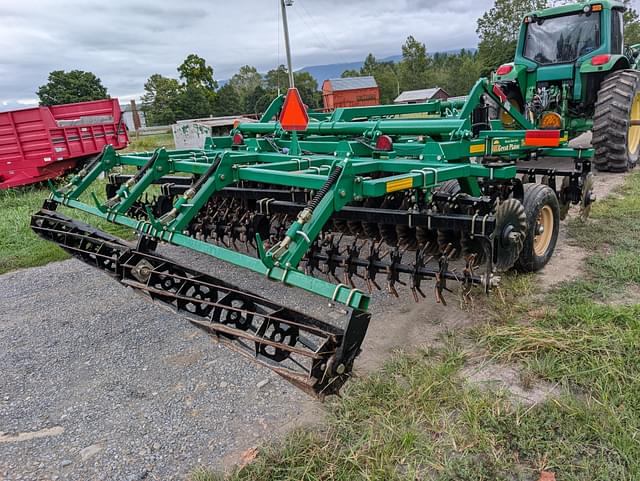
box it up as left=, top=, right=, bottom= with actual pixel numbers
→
left=322, top=76, right=379, bottom=110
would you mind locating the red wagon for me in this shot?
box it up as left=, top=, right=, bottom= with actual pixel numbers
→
left=0, top=99, right=128, bottom=189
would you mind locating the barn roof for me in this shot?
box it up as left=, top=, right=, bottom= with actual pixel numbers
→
left=394, top=87, right=448, bottom=103
left=325, top=76, right=378, bottom=91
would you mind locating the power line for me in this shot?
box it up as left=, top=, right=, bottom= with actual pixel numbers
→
left=294, top=0, right=357, bottom=67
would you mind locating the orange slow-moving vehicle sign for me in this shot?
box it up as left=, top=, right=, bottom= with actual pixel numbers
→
left=279, top=88, right=309, bottom=131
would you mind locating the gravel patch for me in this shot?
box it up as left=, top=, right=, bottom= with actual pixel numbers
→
left=0, top=256, right=316, bottom=481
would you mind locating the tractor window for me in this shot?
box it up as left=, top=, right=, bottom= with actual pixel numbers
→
left=524, top=12, right=601, bottom=64
left=611, top=9, right=623, bottom=54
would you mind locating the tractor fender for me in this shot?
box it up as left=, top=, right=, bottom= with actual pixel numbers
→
left=493, top=63, right=527, bottom=83
left=493, top=63, right=528, bottom=101
left=579, top=54, right=630, bottom=75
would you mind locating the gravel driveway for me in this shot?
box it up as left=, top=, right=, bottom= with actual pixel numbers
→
left=0, top=255, right=316, bottom=481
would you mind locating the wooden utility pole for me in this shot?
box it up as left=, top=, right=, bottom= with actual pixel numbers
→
left=130, top=100, right=142, bottom=131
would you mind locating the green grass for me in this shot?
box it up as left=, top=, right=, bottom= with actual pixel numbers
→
left=192, top=172, right=640, bottom=481
left=193, top=343, right=637, bottom=480
left=0, top=133, right=173, bottom=275
left=0, top=187, right=70, bottom=274
left=478, top=171, right=640, bottom=479
left=124, top=132, right=174, bottom=152
left=0, top=182, right=133, bottom=274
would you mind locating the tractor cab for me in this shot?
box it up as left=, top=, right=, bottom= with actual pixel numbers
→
left=494, top=0, right=632, bottom=135
left=523, top=5, right=605, bottom=75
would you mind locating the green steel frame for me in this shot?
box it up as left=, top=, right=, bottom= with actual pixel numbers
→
left=47, top=78, right=592, bottom=311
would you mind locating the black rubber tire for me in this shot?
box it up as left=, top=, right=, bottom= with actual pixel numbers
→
left=515, top=183, right=560, bottom=272
left=592, top=70, right=640, bottom=172
left=434, top=179, right=460, bottom=194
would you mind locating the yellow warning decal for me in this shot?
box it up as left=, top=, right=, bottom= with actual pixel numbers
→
left=469, top=143, right=485, bottom=154
left=386, top=177, right=414, bottom=193
left=559, top=134, right=568, bottom=143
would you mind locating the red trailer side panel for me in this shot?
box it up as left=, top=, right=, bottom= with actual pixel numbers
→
left=0, top=99, right=128, bottom=189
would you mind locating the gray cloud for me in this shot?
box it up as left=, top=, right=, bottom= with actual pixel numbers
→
left=0, top=0, right=492, bottom=110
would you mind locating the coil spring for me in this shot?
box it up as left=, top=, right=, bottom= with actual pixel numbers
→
left=306, top=165, right=343, bottom=211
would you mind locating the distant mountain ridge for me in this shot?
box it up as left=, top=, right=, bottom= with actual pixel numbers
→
left=298, top=49, right=476, bottom=86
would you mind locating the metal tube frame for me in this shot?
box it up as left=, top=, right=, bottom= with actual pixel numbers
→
left=47, top=78, right=593, bottom=311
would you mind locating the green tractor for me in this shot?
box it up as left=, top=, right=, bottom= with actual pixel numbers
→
left=494, top=0, right=640, bottom=172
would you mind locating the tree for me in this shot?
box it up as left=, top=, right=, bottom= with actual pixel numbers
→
left=454, top=52, right=483, bottom=96
left=398, top=36, right=429, bottom=91
left=623, top=0, right=640, bottom=45
left=141, top=74, right=181, bottom=126
left=214, top=84, right=242, bottom=116
left=265, top=65, right=290, bottom=93
left=178, top=54, right=218, bottom=90
left=374, top=63, right=401, bottom=104
left=293, top=71, right=321, bottom=109
left=476, top=0, right=548, bottom=74
left=228, top=65, right=263, bottom=106
left=37, top=70, right=108, bottom=106
left=431, top=49, right=483, bottom=97
left=175, top=84, right=216, bottom=120
left=361, top=53, right=379, bottom=77
left=341, top=69, right=361, bottom=78
left=264, top=65, right=320, bottom=109
left=177, top=53, right=217, bottom=115
left=245, top=85, right=271, bottom=115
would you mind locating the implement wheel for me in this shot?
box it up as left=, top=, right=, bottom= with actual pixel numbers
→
left=516, top=184, right=560, bottom=272
left=592, top=70, right=640, bottom=172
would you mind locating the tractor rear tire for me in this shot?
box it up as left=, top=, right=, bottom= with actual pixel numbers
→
left=515, top=184, right=560, bottom=272
left=592, top=70, right=640, bottom=172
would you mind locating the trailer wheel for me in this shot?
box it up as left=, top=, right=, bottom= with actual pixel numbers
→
left=516, top=184, right=559, bottom=272
left=592, top=70, right=640, bottom=172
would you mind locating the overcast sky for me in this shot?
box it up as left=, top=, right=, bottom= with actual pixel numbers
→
left=0, top=0, right=493, bottom=111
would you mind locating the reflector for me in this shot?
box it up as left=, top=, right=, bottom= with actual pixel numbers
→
left=524, top=130, right=561, bottom=147
left=539, top=112, right=562, bottom=129
left=279, top=88, right=309, bottom=131
left=492, top=84, right=508, bottom=103
left=375, top=135, right=393, bottom=151
left=591, top=54, right=611, bottom=66
left=496, top=64, right=513, bottom=76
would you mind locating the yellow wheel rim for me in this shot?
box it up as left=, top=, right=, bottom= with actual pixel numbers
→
left=500, top=99, right=521, bottom=128
left=629, top=92, right=640, bottom=154
left=533, top=205, right=554, bottom=257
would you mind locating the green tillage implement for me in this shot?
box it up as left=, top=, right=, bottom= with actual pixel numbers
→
left=31, top=78, right=594, bottom=396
